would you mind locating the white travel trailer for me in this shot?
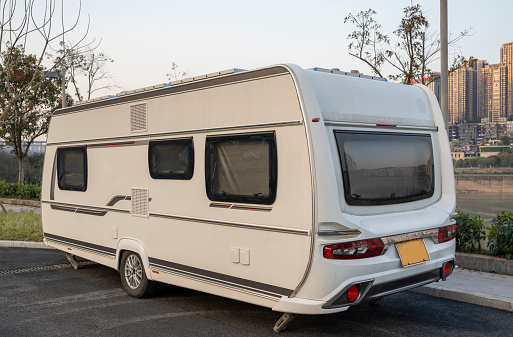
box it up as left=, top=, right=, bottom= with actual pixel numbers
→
left=41, top=64, right=457, bottom=331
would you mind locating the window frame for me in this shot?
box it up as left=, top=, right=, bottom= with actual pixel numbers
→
left=56, top=146, right=88, bottom=192
left=334, top=130, right=435, bottom=206
left=205, top=131, right=278, bottom=205
left=148, top=137, right=194, bottom=180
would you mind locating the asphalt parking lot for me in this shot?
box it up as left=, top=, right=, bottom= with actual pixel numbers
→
left=1, top=247, right=513, bottom=336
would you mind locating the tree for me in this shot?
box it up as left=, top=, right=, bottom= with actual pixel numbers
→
left=500, top=135, right=511, bottom=146
left=344, top=9, right=388, bottom=78
left=52, top=42, right=116, bottom=101
left=166, top=62, right=192, bottom=82
left=344, top=2, right=473, bottom=84
left=0, top=46, right=60, bottom=183
left=0, top=0, right=89, bottom=121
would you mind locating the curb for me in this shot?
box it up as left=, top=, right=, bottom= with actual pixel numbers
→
left=0, top=198, right=41, bottom=208
left=412, top=284, right=513, bottom=312
left=0, top=240, right=52, bottom=249
left=456, top=252, right=513, bottom=275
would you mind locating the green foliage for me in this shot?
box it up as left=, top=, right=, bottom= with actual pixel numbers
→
left=0, top=151, right=45, bottom=184
left=0, top=210, right=43, bottom=242
left=487, top=211, right=513, bottom=260
left=480, top=147, right=510, bottom=152
left=344, top=2, right=473, bottom=84
left=453, top=151, right=513, bottom=168
left=455, top=211, right=485, bottom=252
left=0, top=46, right=60, bottom=183
left=0, top=181, right=40, bottom=200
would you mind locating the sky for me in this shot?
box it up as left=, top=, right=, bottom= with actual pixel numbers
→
left=24, top=0, right=513, bottom=98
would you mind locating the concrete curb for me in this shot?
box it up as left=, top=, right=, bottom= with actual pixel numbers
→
left=456, top=252, right=513, bottom=275
left=0, top=198, right=41, bottom=207
left=412, top=284, right=513, bottom=312
left=0, top=240, right=52, bottom=249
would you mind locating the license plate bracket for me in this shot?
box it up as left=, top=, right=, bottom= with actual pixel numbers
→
left=395, top=239, right=430, bottom=267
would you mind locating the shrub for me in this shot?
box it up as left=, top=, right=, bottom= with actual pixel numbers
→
left=487, top=211, right=513, bottom=260
left=0, top=181, right=41, bottom=200
left=455, top=211, right=485, bottom=252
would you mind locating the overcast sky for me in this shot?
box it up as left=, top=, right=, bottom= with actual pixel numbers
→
left=31, top=0, right=513, bottom=97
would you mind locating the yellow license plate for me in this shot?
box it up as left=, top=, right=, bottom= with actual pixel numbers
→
left=395, top=239, right=430, bottom=267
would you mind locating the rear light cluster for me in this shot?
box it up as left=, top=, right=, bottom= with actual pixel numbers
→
left=323, top=238, right=384, bottom=260
left=438, top=225, right=458, bottom=243
left=323, top=225, right=458, bottom=260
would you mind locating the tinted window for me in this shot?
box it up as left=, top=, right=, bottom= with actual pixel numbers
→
left=205, top=132, right=277, bottom=205
left=148, top=138, right=194, bottom=180
left=57, top=146, right=87, bottom=191
left=334, top=131, right=434, bottom=206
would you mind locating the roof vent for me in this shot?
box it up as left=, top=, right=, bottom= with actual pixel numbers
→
left=130, top=103, right=147, bottom=132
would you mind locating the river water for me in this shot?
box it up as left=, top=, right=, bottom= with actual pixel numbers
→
left=456, top=193, right=513, bottom=223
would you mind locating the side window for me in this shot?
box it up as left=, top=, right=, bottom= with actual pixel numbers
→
left=57, top=146, right=88, bottom=191
left=205, top=132, right=277, bottom=205
left=148, top=138, right=194, bottom=180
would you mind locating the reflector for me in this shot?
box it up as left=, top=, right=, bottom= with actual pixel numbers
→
left=443, top=262, right=451, bottom=277
left=347, top=285, right=359, bottom=303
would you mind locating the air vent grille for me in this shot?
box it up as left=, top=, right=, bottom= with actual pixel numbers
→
left=131, top=188, right=149, bottom=217
left=130, top=103, right=147, bottom=132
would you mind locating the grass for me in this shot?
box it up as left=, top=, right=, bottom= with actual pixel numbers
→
left=0, top=210, right=43, bottom=242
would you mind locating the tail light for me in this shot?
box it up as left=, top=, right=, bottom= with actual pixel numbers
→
left=438, top=225, right=458, bottom=243
left=323, top=238, right=384, bottom=260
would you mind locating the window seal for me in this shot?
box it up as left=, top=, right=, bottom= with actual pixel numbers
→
left=205, top=131, right=277, bottom=205
left=148, top=137, right=194, bottom=180
left=56, top=146, right=88, bottom=192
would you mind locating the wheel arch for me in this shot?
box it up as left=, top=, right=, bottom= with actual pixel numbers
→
left=116, top=238, right=153, bottom=281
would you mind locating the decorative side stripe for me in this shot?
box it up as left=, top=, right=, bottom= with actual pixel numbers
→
left=106, top=195, right=131, bottom=206
left=44, top=233, right=116, bottom=257
left=43, top=200, right=309, bottom=236
left=149, top=257, right=292, bottom=299
left=50, top=204, right=107, bottom=216
left=209, top=203, right=272, bottom=212
left=87, top=141, right=136, bottom=148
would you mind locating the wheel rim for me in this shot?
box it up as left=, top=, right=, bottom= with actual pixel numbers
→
left=124, top=254, right=143, bottom=289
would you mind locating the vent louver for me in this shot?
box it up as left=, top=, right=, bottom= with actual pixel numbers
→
left=130, top=103, right=147, bottom=132
left=131, top=188, right=149, bottom=217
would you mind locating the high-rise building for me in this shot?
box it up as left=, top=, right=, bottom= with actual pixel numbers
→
left=449, top=62, right=477, bottom=124
left=476, top=60, right=488, bottom=120
left=500, top=42, right=513, bottom=117
left=480, top=63, right=508, bottom=122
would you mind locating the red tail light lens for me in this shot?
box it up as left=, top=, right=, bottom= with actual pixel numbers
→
left=323, top=238, right=384, bottom=259
left=347, top=285, right=359, bottom=303
left=438, top=225, right=458, bottom=243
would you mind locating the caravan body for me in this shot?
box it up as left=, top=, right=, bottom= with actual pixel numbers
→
left=41, top=64, right=456, bottom=316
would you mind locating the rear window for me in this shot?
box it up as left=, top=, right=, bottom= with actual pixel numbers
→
left=205, top=132, right=277, bottom=205
left=334, top=131, right=434, bottom=206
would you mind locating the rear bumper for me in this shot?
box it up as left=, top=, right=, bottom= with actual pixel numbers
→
left=273, top=258, right=455, bottom=315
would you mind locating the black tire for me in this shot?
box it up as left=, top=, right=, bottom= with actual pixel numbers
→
left=120, top=251, right=156, bottom=298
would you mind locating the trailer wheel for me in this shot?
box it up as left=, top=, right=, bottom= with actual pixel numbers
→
left=120, top=251, right=156, bottom=298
